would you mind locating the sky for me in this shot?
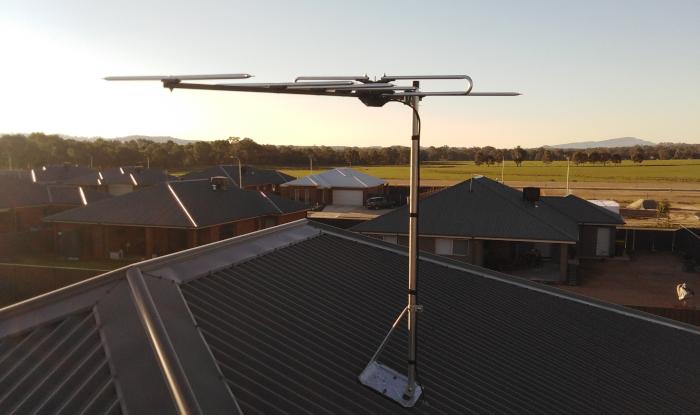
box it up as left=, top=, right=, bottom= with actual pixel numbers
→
left=1, top=0, right=699, bottom=148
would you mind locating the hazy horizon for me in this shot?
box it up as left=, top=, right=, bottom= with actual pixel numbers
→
left=2, top=0, right=699, bottom=147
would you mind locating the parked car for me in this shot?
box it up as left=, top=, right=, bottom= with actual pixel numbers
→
left=366, top=196, right=394, bottom=210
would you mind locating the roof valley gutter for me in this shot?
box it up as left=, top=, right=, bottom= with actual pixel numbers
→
left=126, top=268, right=202, bottom=415
left=167, top=184, right=198, bottom=228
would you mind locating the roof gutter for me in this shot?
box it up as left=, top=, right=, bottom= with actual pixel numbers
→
left=126, top=267, right=202, bottom=415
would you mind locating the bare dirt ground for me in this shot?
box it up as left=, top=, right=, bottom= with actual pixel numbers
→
left=560, top=253, right=700, bottom=309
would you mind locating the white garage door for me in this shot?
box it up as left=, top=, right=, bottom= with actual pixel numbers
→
left=332, top=190, right=364, bottom=206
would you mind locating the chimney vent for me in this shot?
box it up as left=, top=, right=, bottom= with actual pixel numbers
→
left=210, top=176, right=229, bottom=191
left=523, top=187, right=540, bottom=203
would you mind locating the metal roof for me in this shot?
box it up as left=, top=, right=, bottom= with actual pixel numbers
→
left=1, top=220, right=700, bottom=413
left=352, top=176, right=580, bottom=242
left=180, top=165, right=294, bottom=187
left=43, top=179, right=308, bottom=228
left=280, top=167, right=386, bottom=189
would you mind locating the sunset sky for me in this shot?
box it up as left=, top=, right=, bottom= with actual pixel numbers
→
left=1, top=0, right=699, bottom=147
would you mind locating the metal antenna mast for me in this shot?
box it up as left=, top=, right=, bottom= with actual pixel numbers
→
left=105, top=72, right=519, bottom=406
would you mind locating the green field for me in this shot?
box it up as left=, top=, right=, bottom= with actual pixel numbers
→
left=280, top=160, right=700, bottom=183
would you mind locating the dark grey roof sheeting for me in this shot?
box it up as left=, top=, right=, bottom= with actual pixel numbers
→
left=542, top=194, right=625, bottom=225
left=0, top=177, right=110, bottom=209
left=0, top=309, right=122, bottom=414
left=181, top=165, right=294, bottom=187
left=182, top=230, right=700, bottom=414
left=2, top=220, right=700, bottom=414
left=353, top=176, right=579, bottom=241
left=44, top=179, right=308, bottom=228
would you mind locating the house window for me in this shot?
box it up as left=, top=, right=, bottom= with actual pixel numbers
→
left=383, top=235, right=398, bottom=244
left=293, top=189, right=299, bottom=201
left=435, top=238, right=452, bottom=255
left=304, top=189, right=310, bottom=204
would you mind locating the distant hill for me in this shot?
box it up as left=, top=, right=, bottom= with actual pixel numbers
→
left=549, top=137, right=656, bottom=149
left=60, top=134, right=194, bottom=145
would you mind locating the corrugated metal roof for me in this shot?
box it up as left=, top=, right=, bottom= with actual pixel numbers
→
left=181, top=165, right=294, bottom=187
left=542, top=194, right=625, bottom=225
left=0, top=309, right=122, bottom=414
left=281, top=167, right=386, bottom=189
left=352, top=176, right=579, bottom=242
left=44, top=179, right=308, bottom=228
left=1, top=220, right=700, bottom=413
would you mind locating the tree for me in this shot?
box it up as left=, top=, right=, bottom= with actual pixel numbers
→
left=631, top=147, right=646, bottom=164
left=599, top=151, right=611, bottom=166
left=588, top=151, right=601, bottom=164
left=511, top=146, right=526, bottom=167
left=541, top=149, right=553, bottom=164
left=611, top=154, right=622, bottom=165
left=572, top=151, right=588, bottom=165
left=474, top=150, right=486, bottom=166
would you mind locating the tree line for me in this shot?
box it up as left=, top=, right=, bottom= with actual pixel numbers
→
left=1, top=133, right=699, bottom=170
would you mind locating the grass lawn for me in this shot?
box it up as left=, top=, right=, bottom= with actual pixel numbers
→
left=280, top=160, right=700, bottom=183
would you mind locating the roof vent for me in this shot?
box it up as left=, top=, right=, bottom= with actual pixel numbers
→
left=523, top=187, right=540, bottom=203
left=210, top=176, right=229, bottom=191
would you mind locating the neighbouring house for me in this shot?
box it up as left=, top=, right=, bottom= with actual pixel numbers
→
left=180, top=165, right=294, bottom=193
left=0, top=176, right=110, bottom=234
left=43, top=177, right=308, bottom=260
left=0, top=170, right=31, bottom=181
left=0, top=219, right=699, bottom=414
left=280, top=167, right=386, bottom=206
left=30, top=163, right=96, bottom=184
left=352, top=176, right=624, bottom=282
left=540, top=194, right=625, bottom=257
left=66, top=166, right=175, bottom=196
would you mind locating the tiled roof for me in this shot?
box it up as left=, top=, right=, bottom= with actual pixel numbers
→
left=31, top=165, right=96, bottom=184
left=542, top=194, right=625, bottom=225
left=181, top=165, right=294, bottom=187
left=0, top=177, right=110, bottom=209
left=280, top=167, right=386, bottom=189
left=1, top=220, right=699, bottom=413
left=44, top=179, right=308, bottom=228
left=352, top=176, right=579, bottom=242
left=64, top=167, right=175, bottom=187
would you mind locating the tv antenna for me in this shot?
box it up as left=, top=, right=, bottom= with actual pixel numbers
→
left=106, top=72, right=519, bottom=407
